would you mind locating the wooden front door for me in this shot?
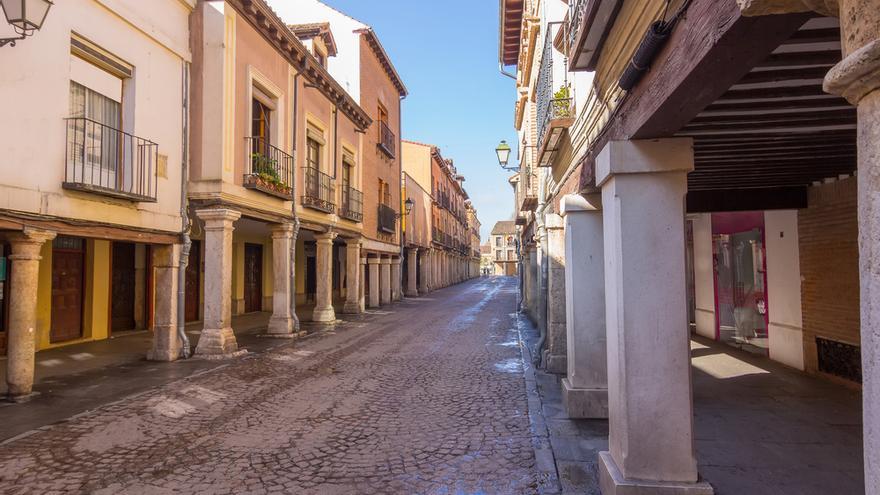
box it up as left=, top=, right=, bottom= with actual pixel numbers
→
left=185, top=240, right=201, bottom=322
left=306, top=255, right=317, bottom=303
left=111, top=242, right=136, bottom=332
left=244, top=243, right=263, bottom=313
left=51, top=237, right=85, bottom=343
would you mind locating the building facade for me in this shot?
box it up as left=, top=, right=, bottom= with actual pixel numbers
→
left=500, top=0, right=880, bottom=492
left=489, top=221, right=518, bottom=276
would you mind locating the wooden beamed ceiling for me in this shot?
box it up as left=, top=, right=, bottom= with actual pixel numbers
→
left=677, top=17, right=856, bottom=192
left=501, top=0, right=525, bottom=66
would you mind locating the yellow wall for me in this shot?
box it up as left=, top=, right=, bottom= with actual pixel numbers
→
left=402, top=141, right=433, bottom=193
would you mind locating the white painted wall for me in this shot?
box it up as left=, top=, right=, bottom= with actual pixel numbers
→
left=690, top=214, right=716, bottom=339
left=765, top=210, right=805, bottom=370
left=269, top=0, right=366, bottom=103
left=0, top=0, right=191, bottom=233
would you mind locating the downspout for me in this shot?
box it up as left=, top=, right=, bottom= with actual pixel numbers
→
left=499, top=62, right=517, bottom=80
left=290, top=71, right=302, bottom=332
left=176, top=62, right=192, bottom=358
left=533, top=168, right=549, bottom=367
left=398, top=94, right=406, bottom=289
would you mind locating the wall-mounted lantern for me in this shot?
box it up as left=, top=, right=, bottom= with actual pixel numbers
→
left=1, top=0, right=53, bottom=48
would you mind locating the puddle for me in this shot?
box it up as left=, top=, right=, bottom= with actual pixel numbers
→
left=494, top=358, right=523, bottom=373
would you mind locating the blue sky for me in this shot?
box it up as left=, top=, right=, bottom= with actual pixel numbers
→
left=321, top=0, right=519, bottom=242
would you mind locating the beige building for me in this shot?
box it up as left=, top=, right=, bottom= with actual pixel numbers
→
left=0, top=0, right=194, bottom=399
left=489, top=221, right=517, bottom=276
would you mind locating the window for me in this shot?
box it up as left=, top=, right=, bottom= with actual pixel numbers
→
left=508, top=250, right=516, bottom=261
left=342, top=161, right=352, bottom=191
left=315, top=51, right=326, bottom=68
left=378, top=179, right=391, bottom=206
left=495, top=236, right=501, bottom=247
left=68, top=81, right=122, bottom=177
left=496, top=250, right=503, bottom=260
left=307, top=137, right=320, bottom=170
left=252, top=98, right=271, bottom=145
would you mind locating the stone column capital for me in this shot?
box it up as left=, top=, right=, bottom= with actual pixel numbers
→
left=545, top=213, right=564, bottom=230
left=825, top=39, right=880, bottom=104
left=560, top=194, right=602, bottom=216
left=345, top=237, right=363, bottom=248
left=391, top=257, right=402, bottom=265
left=315, top=232, right=338, bottom=244
left=270, top=222, right=296, bottom=237
left=7, top=228, right=56, bottom=260
left=595, top=138, right=694, bottom=187
left=379, top=257, right=391, bottom=265
left=196, top=209, right=241, bottom=229
left=361, top=257, right=368, bottom=265
left=368, top=257, right=382, bottom=265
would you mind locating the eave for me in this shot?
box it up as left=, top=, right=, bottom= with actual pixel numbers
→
left=568, top=0, right=623, bottom=72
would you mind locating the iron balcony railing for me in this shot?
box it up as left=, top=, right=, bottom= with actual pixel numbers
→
left=64, top=117, right=158, bottom=202
left=340, top=186, right=363, bottom=223
left=244, top=137, right=294, bottom=200
left=303, top=166, right=336, bottom=213
left=378, top=120, right=395, bottom=158
left=378, top=203, right=396, bottom=234
left=536, top=25, right=574, bottom=148
left=568, top=0, right=587, bottom=59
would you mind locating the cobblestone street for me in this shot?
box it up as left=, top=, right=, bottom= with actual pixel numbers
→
left=0, top=277, right=543, bottom=494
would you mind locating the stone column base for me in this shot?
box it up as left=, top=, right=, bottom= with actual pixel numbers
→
left=267, top=316, right=295, bottom=335
left=542, top=350, right=567, bottom=374
left=195, top=327, right=239, bottom=356
left=561, top=378, right=608, bottom=418
left=312, top=307, right=337, bottom=324
left=341, top=302, right=361, bottom=314
left=147, top=323, right=181, bottom=362
left=405, top=288, right=419, bottom=297
left=598, top=452, right=713, bottom=495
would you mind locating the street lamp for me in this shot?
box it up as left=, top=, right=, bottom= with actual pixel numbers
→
left=398, top=197, right=414, bottom=218
left=495, top=140, right=518, bottom=171
left=0, top=0, right=53, bottom=48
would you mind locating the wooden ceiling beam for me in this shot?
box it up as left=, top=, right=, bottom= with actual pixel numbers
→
left=737, top=66, right=833, bottom=85
left=689, top=108, right=854, bottom=124
left=703, top=96, right=848, bottom=113
left=683, top=117, right=855, bottom=132
left=756, top=50, right=840, bottom=68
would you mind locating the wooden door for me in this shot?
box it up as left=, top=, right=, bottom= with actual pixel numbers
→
left=111, top=242, right=136, bottom=332
left=244, top=243, right=263, bottom=313
left=306, top=255, right=317, bottom=303
left=185, top=240, right=201, bottom=322
left=51, top=237, right=84, bottom=343
left=0, top=243, right=9, bottom=355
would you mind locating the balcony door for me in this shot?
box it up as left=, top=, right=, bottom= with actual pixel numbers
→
left=68, top=78, right=123, bottom=191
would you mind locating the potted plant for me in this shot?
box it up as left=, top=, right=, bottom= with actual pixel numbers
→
left=552, top=85, right=573, bottom=118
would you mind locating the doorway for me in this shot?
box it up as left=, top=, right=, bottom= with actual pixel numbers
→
left=185, top=240, right=201, bottom=322
left=111, top=242, right=137, bottom=332
left=306, top=254, right=317, bottom=304
left=244, top=243, right=263, bottom=313
left=51, top=236, right=85, bottom=343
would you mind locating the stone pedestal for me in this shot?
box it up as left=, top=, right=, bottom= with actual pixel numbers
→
left=312, top=232, right=337, bottom=323
left=543, top=213, right=567, bottom=374
left=148, top=244, right=182, bottom=361
left=560, top=194, right=608, bottom=418
left=368, top=257, right=381, bottom=308
left=268, top=223, right=296, bottom=334
left=391, top=257, right=402, bottom=301
left=380, top=257, right=392, bottom=305
left=596, top=139, right=711, bottom=495
left=418, top=248, right=430, bottom=294
left=406, top=247, right=419, bottom=297
left=343, top=239, right=362, bottom=314
left=194, top=208, right=241, bottom=357
left=5, top=229, right=55, bottom=400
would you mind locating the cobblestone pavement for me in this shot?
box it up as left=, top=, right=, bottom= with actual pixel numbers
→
left=0, top=277, right=542, bottom=494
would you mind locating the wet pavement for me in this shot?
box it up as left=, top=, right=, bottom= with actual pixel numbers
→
left=0, top=277, right=545, bottom=494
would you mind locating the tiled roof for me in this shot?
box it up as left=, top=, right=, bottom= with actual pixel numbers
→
left=491, top=221, right=516, bottom=235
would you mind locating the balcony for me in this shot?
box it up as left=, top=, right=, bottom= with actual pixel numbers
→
left=378, top=204, right=396, bottom=234
left=536, top=26, right=575, bottom=168
left=340, top=186, right=363, bottom=223
left=378, top=121, right=396, bottom=158
left=244, top=137, right=294, bottom=200
left=568, top=0, right=622, bottom=72
left=519, top=165, right=538, bottom=211
left=303, top=166, right=336, bottom=214
left=63, top=117, right=158, bottom=202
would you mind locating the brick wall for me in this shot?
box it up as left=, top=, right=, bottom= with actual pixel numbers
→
left=797, top=177, right=860, bottom=379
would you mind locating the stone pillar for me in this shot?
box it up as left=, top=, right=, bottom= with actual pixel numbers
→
left=368, top=257, right=380, bottom=308
left=312, top=232, right=337, bottom=323
left=526, top=246, right=538, bottom=319
left=380, top=256, right=392, bottom=305
left=195, top=209, right=241, bottom=356
left=822, top=5, right=880, bottom=492
left=418, top=249, right=430, bottom=294
left=5, top=229, right=55, bottom=400
left=560, top=194, right=608, bottom=418
left=543, top=214, right=567, bottom=374
left=268, top=223, right=296, bottom=334
left=148, top=244, right=181, bottom=362
left=406, top=247, right=419, bottom=297
left=391, top=257, right=402, bottom=301
left=359, top=257, right=367, bottom=312
left=343, top=239, right=362, bottom=314
left=595, top=139, right=711, bottom=494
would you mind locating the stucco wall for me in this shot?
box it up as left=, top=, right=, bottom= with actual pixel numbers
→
left=765, top=209, right=805, bottom=370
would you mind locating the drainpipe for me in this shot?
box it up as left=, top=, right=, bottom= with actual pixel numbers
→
left=176, top=62, right=192, bottom=358
left=398, top=94, right=406, bottom=287
left=499, top=62, right=516, bottom=80
left=290, top=71, right=302, bottom=332
left=533, top=167, right=549, bottom=367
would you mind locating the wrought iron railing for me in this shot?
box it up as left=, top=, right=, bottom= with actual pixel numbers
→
left=536, top=25, right=573, bottom=148
left=568, top=0, right=587, bottom=58
left=64, top=117, right=158, bottom=202
left=303, top=166, right=336, bottom=213
left=378, top=203, right=396, bottom=234
left=340, top=186, right=363, bottom=223
left=378, top=120, right=395, bottom=158
left=244, top=137, right=294, bottom=200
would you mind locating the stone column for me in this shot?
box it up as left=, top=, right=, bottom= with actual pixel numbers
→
left=419, top=249, right=430, bottom=294
left=543, top=214, right=567, bottom=374
left=148, top=244, right=181, bottom=362
left=359, top=256, right=367, bottom=312
left=380, top=256, right=392, bottom=305
left=312, top=232, right=337, bottom=323
left=343, top=239, right=362, bottom=314
left=5, top=229, right=55, bottom=400
left=560, top=194, right=608, bottom=418
left=595, top=139, right=711, bottom=494
left=268, top=223, right=296, bottom=334
left=195, top=209, right=241, bottom=356
left=406, top=247, right=419, bottom=297
left=823, top=5, right=880, bottom=492
left=391, top=257, right=402, bottom=301
left=368, top=257, right=380, bottom=308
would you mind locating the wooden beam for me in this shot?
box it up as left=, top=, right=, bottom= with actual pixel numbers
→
left=688, top=129, right=855, bottom=143
left=756, top=50, right=840, bottom=68
left=787, top=27, right=841, bottom=44
left=703, top=96, right=849, bottom=113
left=689, top=108, right=855, bottom=125
left=738, top=66, right=833, bottom=85
left=686, top=187, right=807, bottom=212
left=683, top=118, right=855, bottom=132
left=718, top=84, right=829, bottom=100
